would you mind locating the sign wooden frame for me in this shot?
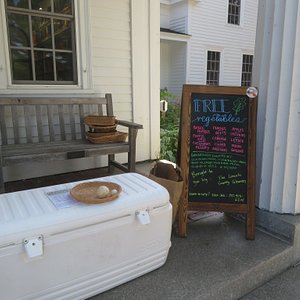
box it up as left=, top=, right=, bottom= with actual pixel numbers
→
left=178, top=85, right=257, bottom=240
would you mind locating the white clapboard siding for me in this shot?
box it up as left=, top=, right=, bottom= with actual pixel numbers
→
left=169, top=42, right=187, bottom=98
left=170, top=16, right=187, bottom=33
left=160, top=42, right=171, bottom=91
left=160, top=40, right=186, bottom=99
left=187, top=0, right=258, bottom=85
left=161, top=3, right=170, bottom=28
left=89, top=0, right=132, bottom=119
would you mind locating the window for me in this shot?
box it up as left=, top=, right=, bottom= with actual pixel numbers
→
left=206, top=51, right=220, bottom=85
left=228, top=0, right=241, bottom=25
left=5, top=0, right=77, bottom=84
left=241, top=54, right=253, bottom=86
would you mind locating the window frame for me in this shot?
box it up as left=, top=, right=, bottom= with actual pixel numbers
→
left=227, top=0, right=241, bottom=26
left=206, top=50, right=221, bottom=86
left=5, top=1, right=77, bottom=85
left=241, top=54, right=253, bottom=86
left=0, top=0, right=92, bottom=92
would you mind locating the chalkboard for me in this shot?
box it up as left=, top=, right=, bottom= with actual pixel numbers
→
left=178, top=85, right=257, bottom=240
left=189, top=93, right=249, bottom=204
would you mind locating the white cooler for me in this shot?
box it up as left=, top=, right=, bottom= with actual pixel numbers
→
left=0, top=173, right=172, bottom=300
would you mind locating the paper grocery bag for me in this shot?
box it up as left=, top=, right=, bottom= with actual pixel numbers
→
left=149, top=161, right=183, bottom=224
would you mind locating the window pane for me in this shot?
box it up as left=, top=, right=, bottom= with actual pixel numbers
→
left=8, top=13, right=30, bottom=47
left=207, top=51, right=220, bottom=85
left=11, top=49, right=33, bottom=80
left=54, top=19, right=72, bottom=50
left=32, top=16, right=52, bottom=48
left=6, top=0, right=28, bottom=8
left=35, top=51, right=54, bottom=80
left=31, top=0, right=51, bottom=12
left=54, top=0, right=72, bottom=15
left=241, top=54, right=253, bottom=86
left=228, top=0, right=240, bottom=25
left=6, top=0, right=77, bottom=84
left=56, top=52, right=74, bottom=81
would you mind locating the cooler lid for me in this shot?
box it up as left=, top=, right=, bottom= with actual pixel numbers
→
left=0, top=173, right=169, bottom=246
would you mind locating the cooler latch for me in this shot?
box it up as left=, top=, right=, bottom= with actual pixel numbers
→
left=135, top=209, right=150, bottom=225
left=23, top=235, right=44, bottom=258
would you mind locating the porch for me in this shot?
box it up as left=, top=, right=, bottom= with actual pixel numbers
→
left=5, top=161, right=300, bottom=299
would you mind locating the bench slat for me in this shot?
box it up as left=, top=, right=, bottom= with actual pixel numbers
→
left=98, top=104, right=103, bottom=115
left=47, top=105, right=55, bottom=142
left=105, top=94, right=114, bottom=116
left=1, top=141, right=129, bottom=166
left=35, top=105, right=44, bottom=143
left=0, top=106, right=7, bottom=145
left=69, top=105, right=76, bottom=140
left=11, top=106, right=20, bottom=144
left=79, top=104, right=85, bottom=140
left=58, top=104, right=66, bottom=140
left=0, top=98, right=108, bottom=105
left=24, top=106, right=33, bottom=143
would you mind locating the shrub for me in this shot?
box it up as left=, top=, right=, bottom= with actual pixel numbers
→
left=160, top=127, right=179, bottom=162
left=159, top=88, right=180, bottom=163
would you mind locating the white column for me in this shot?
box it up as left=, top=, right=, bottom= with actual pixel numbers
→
left=253, top=0, right=300, bottom=213
left=131, top=0, right=161, bottom=161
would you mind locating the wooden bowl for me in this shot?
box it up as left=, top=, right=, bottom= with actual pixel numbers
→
left=70, top=181, right=121, bottom=204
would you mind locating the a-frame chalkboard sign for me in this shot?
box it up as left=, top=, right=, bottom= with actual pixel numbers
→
left=178, top=85, right=257, bottom=240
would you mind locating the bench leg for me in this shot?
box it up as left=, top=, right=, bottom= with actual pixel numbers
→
left=128, top=128, right=138, bottom=172
left=108, top=154, right=115, bottom=174
left=0, top=158, right=4, bottom=193
left=108, top=127, right=138, bottom=173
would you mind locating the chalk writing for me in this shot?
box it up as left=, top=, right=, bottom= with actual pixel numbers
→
left=233, top=98, right=247, bottom=115
left=193, top=99, right=229, bottom=113
left=192, top=113, right=247, bottom=127
left=188, top=93, right=249, bottom=204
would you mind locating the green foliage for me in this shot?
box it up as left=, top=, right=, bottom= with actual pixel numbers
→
left=160, top=102, right=181, bottom=130
left=159, top=88, right=180, bottom=163
left=160, top=128, right=179, bottom=162
left=160, top=87, right=176, bottom=102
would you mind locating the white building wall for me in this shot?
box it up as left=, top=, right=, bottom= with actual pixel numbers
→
left=160, top=41, right=171, bottom=89
left=169, top=1, right=188, bottom=33
left=161, top=4, right=171, bottom=28
left=169, top=41, right=187, bottom=98
left=160, top=0, right=188, bottom=98
left=187, top=0, right=258, bottom=86
left=89, top=0, right=132, bottom=121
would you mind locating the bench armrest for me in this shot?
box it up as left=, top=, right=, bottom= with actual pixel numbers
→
left=117, top=120, right=143, bottom=129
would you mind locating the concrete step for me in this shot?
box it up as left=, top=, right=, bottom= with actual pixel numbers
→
left=241, top=263, right=300, bottom=300
left=89, top=213, right=294, bottom=300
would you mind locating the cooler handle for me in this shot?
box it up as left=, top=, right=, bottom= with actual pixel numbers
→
left=135, top=209, right=150, bottom=225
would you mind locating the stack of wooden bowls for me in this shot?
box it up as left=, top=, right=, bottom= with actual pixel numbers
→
left=84, top=116, right=127, bottom=144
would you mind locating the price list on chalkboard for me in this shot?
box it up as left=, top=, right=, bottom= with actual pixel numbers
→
left=188, top=94, right=249, bottom=204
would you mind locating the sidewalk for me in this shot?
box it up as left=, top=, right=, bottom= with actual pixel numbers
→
left=242, top=263, right=300, bottom=300
left=89, top=211, right=293, bottom=300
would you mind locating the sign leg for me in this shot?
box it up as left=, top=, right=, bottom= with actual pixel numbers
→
left=178, top=197, right=188, bottom=237
left=246, top=211, right=255, bottom=240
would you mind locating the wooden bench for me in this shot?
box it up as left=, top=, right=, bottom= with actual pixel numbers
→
left=0, top=94, right=143, bottom=193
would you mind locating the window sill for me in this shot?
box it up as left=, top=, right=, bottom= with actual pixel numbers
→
left=0, top=85, right=96, bottom=97
left=224, top=23, right=244, bottom=30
